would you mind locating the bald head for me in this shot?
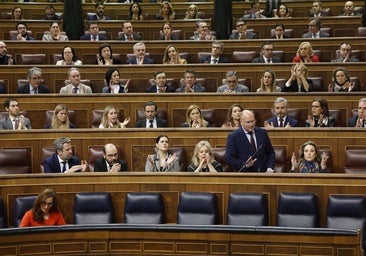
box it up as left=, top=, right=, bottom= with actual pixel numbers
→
left=240, top=110, right=256, bottom=132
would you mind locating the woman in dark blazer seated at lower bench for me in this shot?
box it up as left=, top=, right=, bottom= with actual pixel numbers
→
left=93, top=143, right=128, bottom=172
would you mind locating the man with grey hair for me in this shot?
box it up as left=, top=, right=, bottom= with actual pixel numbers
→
left=265, top=97, right=298, bottom=128
left=190, top=20, right=216, bottom=40
left=348, top=98, right=366, bottom=127
left=127, top=42, right=154, bottom=64
left=59, top=67, right=92, bottom=94
left=217, top=71, right=249, bottom=93
left=43, top=137, right=87, bottom=173
left=16, top=67, right=51, bottom=94
left=200, top=41, right=229, bottom=64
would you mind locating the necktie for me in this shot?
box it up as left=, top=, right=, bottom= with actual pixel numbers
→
left=149, top=120, right=153, bottom=128
left=248, top=132, right=257, bottom=153
left=279, top=118, right=284, bottom=127
left=128, top=35, right=133, bottom=41
left=212, top=58, right=218, bottom=64
left=13, top=118, right=19, bottom=130
left=72, top=87, right=78, bottom=94
left=92, top=36, right=96, bottom=41
left=312, top=33, right=317, bottom=38
left=266, top=58, right=271, bottom=63
left=32, top=88, right=38, bottom=94
left=61, top=161, right=66, bottom=173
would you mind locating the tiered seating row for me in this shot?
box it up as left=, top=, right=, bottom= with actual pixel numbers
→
left=0, top=16, right=362, bottom=40
left=4, top=37, right=366, bottom=65
left=0, top=128, right=365, bottom=173
left=0, top=1, right=363, bottom=21
left=1, top=63, right=366, bottom=94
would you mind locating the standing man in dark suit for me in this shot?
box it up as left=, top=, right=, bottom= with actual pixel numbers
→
left=348, top=98, right=366, bottom=127
left=302, top=17, right=330, bottom=38
left=80, top=22, right=108, bottom=41
left=16, top=67, right=51, bottom=94
left=252, top=41, right=282, bottom=63
left=176, top=70, right=206, bottom=93
left=225, top=110, right=275, bottom=172
left=200, top=41, right=229, bottom=64
left=93, top=143, right=128, bottom=172
left=229, top=18, right=257, bottom=39
left=265, top=97, right=298, bottom=128
left=116, top=22, right=142, bottom=41
left=0, top=98, right=32, bottom=130
left=146, top=71, right=176, bottom=93
left=135, top=101, right=168, bottom=128
left=43, top=137, right=87, bottom=173
left=127, top=42, right=154, bottom=64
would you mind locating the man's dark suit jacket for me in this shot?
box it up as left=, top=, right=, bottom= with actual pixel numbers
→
left=348, top=115, right=365, bottom=127
left=126, top=57, right=154, bottom=64
left=266, top=116, right=298, bottom=127
left=200, top=55, right=229, bottom=64
left=145, top=85, right=176, bottom=93
left=79, top=34, right=108, bottom=40
left=229, top=31, right=257, bottom=39
left=116, top=33, right=142, bottom=41
left=252, top=56, right=282, bottom=63
left=135, top=118, right=168, bottom=128
left=16, top=84, right=51, bottom=94
left=93, top=157, right=128, bottom=172
left=43, top=154, right=80, bottom=173
left=225, top=127, right=275, bottom=172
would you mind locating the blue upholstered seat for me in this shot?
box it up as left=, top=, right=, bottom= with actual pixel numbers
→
left=13, top=195, right=36, bottom=227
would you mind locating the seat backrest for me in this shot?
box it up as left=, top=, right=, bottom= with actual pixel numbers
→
left=20, top=54, right=47, bottom=65
left=0, top=79, right=6, bottom=94
left=320, top=27, right=332, bottom=37
left=45, top=110, right=76, bottom=128
left=13, top=195, right=36, bottom=227
left=231, top=51, right=258, bottom=63
left=159, top=29, right=182, bottom=40
left=0, top=148, right=31, bottom=174
left=201, top=108, right=218, bottom=127
left=344, top=148, right=366, bottom=174
left=357, top=27, right=366, bottom=36
left=308, top=76, right=325, bottom=91
left=277, top=192, right=319, bottom=228
left=270, top=28, right=294, bottom=38
left=51, top=54, right=62, bottom=64
left=329, top=109, right=346, bottom=127
left=227, top=193, right=268, bottom=226
left=273, top=145, right=287, bottom=173
left=326, top=194, right=366, bottom=248
left=73, top=192, right=114, bottom=224
left=177, top=192, right=217, bottom=225
left=211, top=147, right=232, bottom=172
left=0, top=197, right=6, bottom=228
left=124, top=192, right=164, bottom=224
left=169, top=147, right=187, bottom=172
left=9, top=30, right=33, bottom=40
left=196, top=52, right=211, bottom=63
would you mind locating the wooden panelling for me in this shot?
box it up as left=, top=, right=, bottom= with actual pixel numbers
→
left=0, top=225, right=361, bottom=256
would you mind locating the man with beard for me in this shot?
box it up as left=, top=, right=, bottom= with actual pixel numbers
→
left=93, top=143, right=128, bottom=172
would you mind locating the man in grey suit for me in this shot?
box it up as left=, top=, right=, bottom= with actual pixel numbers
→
left=332, top=42, right=359, bottom=62
left=16, top=67, right=51, bottom=94
left=0, top=98, right=32, bottom=130
left=217, top=71, right=249, bottom=93
left=59, top=67, right=92, bottom=94
left=302, top=17, right=330, bottom=38
left=176, top=70, right=206, bottom=93
left=229, top=18, right=257, bottom=39
left=252, top=41, right=282, bottom=63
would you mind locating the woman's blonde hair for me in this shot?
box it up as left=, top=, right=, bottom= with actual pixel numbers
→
left=185, top=104, right=208, bottom=127
left=296, top=41, right=314, bottom=57
left=258, top=68, right=277, bottom=92
left=185, top=4, right=198, bottom=19
left=191, top=140, right=214, bottom=166
left=100, top=105, right=121, bottom=128
left=51, top=104, right=70, bottom=129
left=163, top=44, right=182, bottom=64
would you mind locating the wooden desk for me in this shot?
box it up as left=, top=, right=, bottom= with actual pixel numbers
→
left=0, top=224, right=360, bottom=256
